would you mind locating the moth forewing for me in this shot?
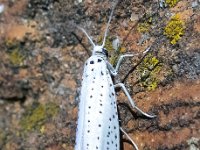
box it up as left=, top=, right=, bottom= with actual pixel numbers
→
left=75, top=56, right=120, bottom=150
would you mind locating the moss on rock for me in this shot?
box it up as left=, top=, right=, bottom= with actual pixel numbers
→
left=20, top=102, right=59, bottom=132
left=138, top=54, right=161, bottom=90
left=166, top=0, right=180, bottom=7
left=164, top=14, right=185, bottom=45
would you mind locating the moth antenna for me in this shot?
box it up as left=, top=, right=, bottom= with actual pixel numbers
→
left=77, top=26, right=96, bottom=48
left=102, top=0, right=118, bottom=47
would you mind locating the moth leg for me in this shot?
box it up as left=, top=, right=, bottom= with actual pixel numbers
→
left=120, top=127, right=139, bottom=150
left=108, top=47, right=151, bottom=76
left=115, top=54, right=134, bottom=73
left=106, top=61, right=117, bottom=76
left=114, top=83, right=156, bottom=118
left=115, top=47, right=151, bottom=73
left=107, top=54, right=134, bottom=76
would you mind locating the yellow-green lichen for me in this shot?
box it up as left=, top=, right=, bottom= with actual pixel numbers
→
left=137, top=22, right=151, bottom=33
left=0, top=130, right=6, bottom=146
left=9, top=48, right=25, bottom=65
left=166, top=0, right=180, bottom=7
left=138, top=54, right=161, bottom=90
left=99, top=37, right=113, bottom=52
left=164, top=14, right=185, bottom=45
left=111, top=45, right=126, bottom=65
left=20, top=102, right=59, bottom=132
left=5, top=40, right=26, bottom=66
left=137, top=17, right=152, bottom=33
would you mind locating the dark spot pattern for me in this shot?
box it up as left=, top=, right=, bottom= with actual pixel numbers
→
left=77, top=57, right=119, bottom=150
left=98, top=59, right=102, bottom=62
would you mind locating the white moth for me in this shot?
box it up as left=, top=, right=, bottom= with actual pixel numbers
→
left=75, top=2, right=155, bottom=150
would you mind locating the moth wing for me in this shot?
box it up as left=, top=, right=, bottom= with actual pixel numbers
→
left=75, top=56, right=120, bottom=150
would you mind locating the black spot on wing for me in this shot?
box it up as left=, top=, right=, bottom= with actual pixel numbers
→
left=98, top=59, right=102, bottom=62
left=115, top=134, right=117, bottom=139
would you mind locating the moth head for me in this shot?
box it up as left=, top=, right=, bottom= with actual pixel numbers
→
left=93, top=45, right=108, bottom=57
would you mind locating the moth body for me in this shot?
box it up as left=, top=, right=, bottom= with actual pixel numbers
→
left=75, top=54, right=119, bottom=150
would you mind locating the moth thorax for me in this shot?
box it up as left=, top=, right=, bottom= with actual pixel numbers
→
left=93, top=45, right=103, bottom=54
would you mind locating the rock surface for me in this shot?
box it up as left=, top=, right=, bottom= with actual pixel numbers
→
left=0, top=0, right=199, bottom=149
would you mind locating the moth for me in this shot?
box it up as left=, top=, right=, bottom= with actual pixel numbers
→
left=75, top=2, right=155, bottom=150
